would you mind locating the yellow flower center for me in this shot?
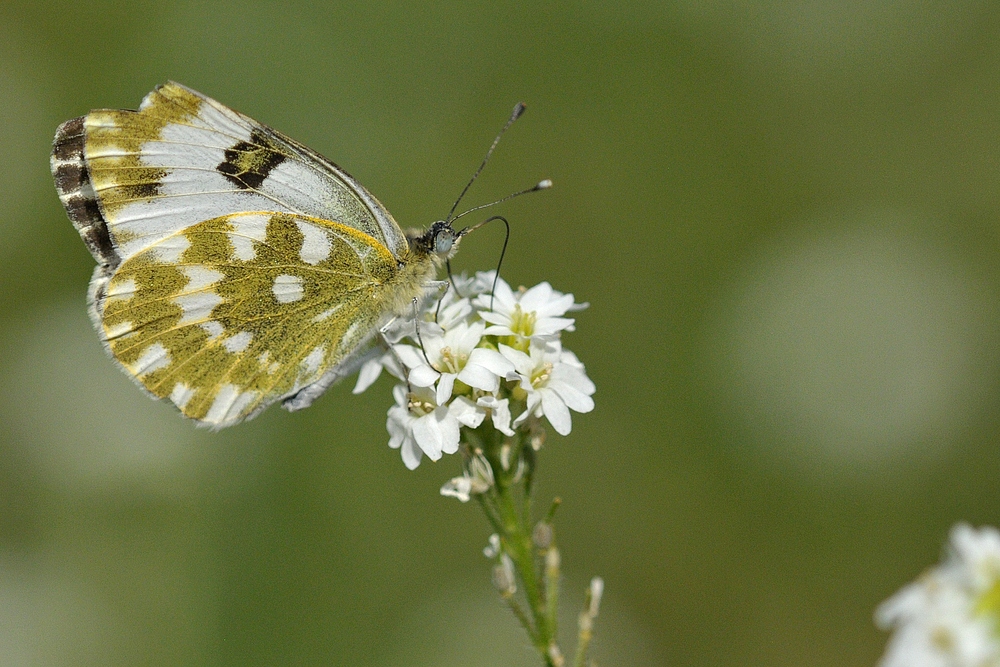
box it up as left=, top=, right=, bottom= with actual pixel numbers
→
left=531, top=362, right=553, bottom=388
left=439, top=346, right=468, bottom=374
left=509, top=304, right=537, bottom=338
left=975, top=577, right=1000, bottom=626
left=407, top=395, right=436, bottom=416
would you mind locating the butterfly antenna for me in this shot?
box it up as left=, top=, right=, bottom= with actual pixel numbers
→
left=446, top=102, right=527, bottom=224
left=452, top=179, right=551, bottom=225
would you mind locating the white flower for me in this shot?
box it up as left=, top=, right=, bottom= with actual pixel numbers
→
left=425, top=288, right=474, bottom=331
left=351, top=316, right=415, bottom=394
left=476, top=279, right=586, bottom=343
left=352, top=350, right=404, bottom=394
left=386, top=385, right=482, bottom=469
left=405, top=321, right=515, bottom=405
left=876, top=523, right=1000, bottom=667
left=440, top=452, right=495, bottom=502
left=500, top=341, right=596, bottom=436
left=483, top=533, right=501, bottom=558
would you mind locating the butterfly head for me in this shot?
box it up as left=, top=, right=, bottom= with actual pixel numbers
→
left=411, top=220, right=461, bottom=259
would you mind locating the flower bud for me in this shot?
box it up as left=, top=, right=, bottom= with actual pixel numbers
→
left=533, top=522, right=553, bottom=549
left=493, top=554, right=517, bottom=597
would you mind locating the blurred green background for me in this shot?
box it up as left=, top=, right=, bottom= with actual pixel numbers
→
left=3, top=1, right=1000, bottom=665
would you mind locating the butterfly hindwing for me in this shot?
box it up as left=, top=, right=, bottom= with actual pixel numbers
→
left=74, top=82, right=407, bottom=264
left=95, top=211, right=399, bottom=428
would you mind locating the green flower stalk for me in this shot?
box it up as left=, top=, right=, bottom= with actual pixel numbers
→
left=355, top=271, right=600, bottom=666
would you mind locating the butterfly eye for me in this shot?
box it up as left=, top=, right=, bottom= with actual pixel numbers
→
left=434, top=227, right=457, bottom=255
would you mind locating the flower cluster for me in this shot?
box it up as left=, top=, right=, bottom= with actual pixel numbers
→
left=876, top=523, right=1000, bottom=667
left=354, top=272, right=595, bottom=475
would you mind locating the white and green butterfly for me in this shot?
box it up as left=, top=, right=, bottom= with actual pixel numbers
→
left=50, top=82, right=538, bottom=428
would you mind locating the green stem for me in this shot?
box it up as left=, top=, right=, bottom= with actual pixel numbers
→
left=495, top=480, right=555, bottom=665
left=475, top=493, right=504, bottom=537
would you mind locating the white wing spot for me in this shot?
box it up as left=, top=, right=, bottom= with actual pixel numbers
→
left=148, top=234, right=191, bottom=263
left=311, top=305, right=342, bottom=323
left=300, top=345, right=326, bottom=377
left=175, top=291, right=224, bottom=326
left=296, top=220, right=332, bottom=265
left=205, top=383, right=258, bottom=426
left=106, top=277, right=136, bottom=302
left=131, top=342, right=171, bottom=376
left=223, top=331, right=253, bottom=354
left=181, top=266, right=224, bottom=292
left=105, top=320, right=134, bottom=339
left=170, top=382, right=195, bottom=410
left=201, top=320, right=224, bottom=341
left=229, top=213, right=270, bottom=261
left=258, top=350, right=281, bottom=374
left=272, top=274, right=304, bottom=303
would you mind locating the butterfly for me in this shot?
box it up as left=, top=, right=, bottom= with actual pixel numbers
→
left=50, top=82, right=539, bottom=428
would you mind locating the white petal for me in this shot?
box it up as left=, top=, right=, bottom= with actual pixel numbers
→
left=457, top=364, right=499, bottom=393
left=549, top=380, right=595, bottom=414
left=436, top=373, right=457, bottom=406
left=473, top=270, right=510, bottom=297
left=412, top=413, right=444, bottom=460
left=469, top=348, right=516, bottom=377
left=498, top=344, right=533, bottom=375
left=479, top=396, right=514, bottom=436
left=535, top=292, right=576, bottom=318
left=518, top=282, right=554, bottom=311
left=386, top=408, right=409, bottom=450
left=553, top=363, right=596, bottom=395
left=353, top=358, right=384, bottom=394
left=540, top=389, right=572, bottom=435
left=440, top=477, right=472, bottom=502
left=394, top=344, right=426, bottom=370
left=532, top=316, right=576, bottom=336
left=450, top=396, right=486, bottom=429
left=409, top=364, right=440, bottom=388
left=481, top=278, right=516, bottom=312
left=477, top=310, right=510, bottom=325
left=438, top=408, right=461, bottom=455
left=454, top=321, right=486, bottom=353
left=482, top=324, right=516, bottom=337
left=400, top=438, right=423, bottom=469
left=512, top=393, right=541, bottom=428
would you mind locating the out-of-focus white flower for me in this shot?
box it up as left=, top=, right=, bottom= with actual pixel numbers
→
left=484, top=533, right=501, bottom=558
left=876, top=523, right=1000, bottom=667
left=493, top=553, right=517, bottom=597
left=500, top=342, right=596, bottom=436
left=476, top=279, right=585, bottom=344
left=441, top=452, right=495, bottom=502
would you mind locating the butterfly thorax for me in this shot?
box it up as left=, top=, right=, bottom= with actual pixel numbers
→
left=387, top=222, right=461, bottom=317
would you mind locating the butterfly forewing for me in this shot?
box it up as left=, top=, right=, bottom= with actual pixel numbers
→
left=98, top=211, right=398, bottom=428
left=79, top=82, right=407, bottom=263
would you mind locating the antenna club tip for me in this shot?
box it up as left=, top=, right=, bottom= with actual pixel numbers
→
left=536, top=179, right=553, bottom=190
left=512, top=102, right=527, bottom=120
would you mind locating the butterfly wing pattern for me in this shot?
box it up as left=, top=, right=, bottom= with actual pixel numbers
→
left=51, top=82, right=434, bottom=428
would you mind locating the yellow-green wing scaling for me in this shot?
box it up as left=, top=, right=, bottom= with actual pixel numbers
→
left=96, top=211, right=400, bottom=428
